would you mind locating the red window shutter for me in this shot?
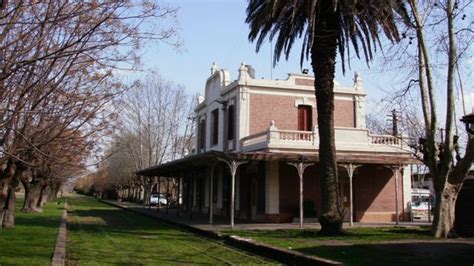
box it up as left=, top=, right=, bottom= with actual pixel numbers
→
left=298, top=105, right=312, bottom=131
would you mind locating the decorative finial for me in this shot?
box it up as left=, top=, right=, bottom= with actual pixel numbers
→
left=353, top=71, right=363, bottom=91
left=211, top=62, right=218, bottom=75
left=197, top=93, right=204, bottom=104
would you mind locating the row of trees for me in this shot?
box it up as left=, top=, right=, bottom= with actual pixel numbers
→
left=75, top=73, right=195, bottom=206
left=0, top=1, right=179, bottom=228
left=246, top=0, right=473, bottom=237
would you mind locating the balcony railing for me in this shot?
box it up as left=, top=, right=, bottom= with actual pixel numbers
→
left=240, top=122, right=405, bottom=153
left=369, top=134, right=401, bottom=145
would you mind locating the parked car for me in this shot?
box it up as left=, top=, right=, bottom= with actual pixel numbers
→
left=150, top=193, right=167, bottom=206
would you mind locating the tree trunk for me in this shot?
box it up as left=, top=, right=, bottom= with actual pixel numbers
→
left=132, top=187, right=137, bottom=202
left=50, top=183, right=61, bottom=200
left=22, top=181, right=44, bottom=213
left=139, top=187, right=143, bottom=203
left=128, top=188, right=133, bottom=201
left=3, top=165, right=25, bottom=228
left=143, top=179, right=151, bottom=206
left=432, top=181, right=462, bottom=238
left=38, top=185, right=50, bottom=207
left=3, top=185, right=17, bottom=228
left=0, top=161, right=16, bottom=228
left=0, top=178, right=11, bottom=228
left=311, top=2, right=344, bottom=236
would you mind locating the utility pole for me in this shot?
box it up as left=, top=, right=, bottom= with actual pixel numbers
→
left=391, top=109, right=399, bottom=136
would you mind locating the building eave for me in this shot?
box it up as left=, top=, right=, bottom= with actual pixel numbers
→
left=137, top=150, right=419, bottom=177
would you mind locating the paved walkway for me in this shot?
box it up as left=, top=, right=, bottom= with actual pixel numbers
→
left=102, top=200, right=431, bottom=233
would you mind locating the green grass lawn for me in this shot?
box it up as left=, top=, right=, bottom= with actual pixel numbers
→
left=0, top=194, right=65, bottom=265
left=67, top=195, right=274, bottom=265
left=224, top=227, right=474, bottom=265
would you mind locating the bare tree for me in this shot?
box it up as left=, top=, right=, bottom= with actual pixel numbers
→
left=101, top=72, right=193, bottom=205
left=408, top=0, right=474, bottom=238
left=378, top=0, right=473, bottom=238
left=0, top=0, right=180, bottom=228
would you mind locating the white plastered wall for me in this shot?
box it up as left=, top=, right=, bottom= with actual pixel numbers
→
left=402, top=166, right=412, bottom=213
left=204, top=174, right=209, bottom=208
left=237, top=86, right=250, bottom=151
left=265, top=161, right=279, bottom=214
left=217, top=169, right=223, bottom=209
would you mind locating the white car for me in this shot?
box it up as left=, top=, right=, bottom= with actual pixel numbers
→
left=150, top=194, right=167, bottom=205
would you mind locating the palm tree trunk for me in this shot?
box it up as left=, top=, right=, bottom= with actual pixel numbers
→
left=311, top=2, right=344, bottom=235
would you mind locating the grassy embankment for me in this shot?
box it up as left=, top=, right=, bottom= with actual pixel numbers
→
left=67, top=195, right=274, bottom=265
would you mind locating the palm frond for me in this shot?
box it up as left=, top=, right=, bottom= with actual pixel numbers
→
left=246, top=0, right=409, bottom=72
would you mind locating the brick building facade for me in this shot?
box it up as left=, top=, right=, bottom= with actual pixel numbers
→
left=138, top=63, right=415, bottom=226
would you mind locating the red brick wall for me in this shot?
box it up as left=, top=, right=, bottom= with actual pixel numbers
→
left=335, top=100, right=355, bottom=128
left=279, top=162, right=321, bottom=222
left=278, top=162, right=299, bottom=222
left=249, top=94, right=354, bottom=134
left=295, top=78, right=313, bottom=86
left=249, top=95, right=297, bottom=134
left=353, top=165, right=404, bottom=222
left=278, top=163, right=404, bottom=223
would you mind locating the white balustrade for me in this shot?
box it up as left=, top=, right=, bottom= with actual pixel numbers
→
left=240, top=122, right=404, bottom=152
left=278, top=130, right=313, bottom=142
left=369, top=135, right=400, bottom=146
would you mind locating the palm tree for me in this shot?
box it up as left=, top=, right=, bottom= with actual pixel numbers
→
left=246, top=0, right=407, bottom=235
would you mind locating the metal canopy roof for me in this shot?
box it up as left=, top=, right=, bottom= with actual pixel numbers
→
left=136, top=150, right=417, bottom=177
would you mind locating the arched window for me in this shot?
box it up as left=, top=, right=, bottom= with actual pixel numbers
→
left=227, top=105, right=235, bottom=140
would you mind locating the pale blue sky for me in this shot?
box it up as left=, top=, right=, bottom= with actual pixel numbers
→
left=137, top=0, right=472, bottom=121
left=142, top=1, right=378, bottom=94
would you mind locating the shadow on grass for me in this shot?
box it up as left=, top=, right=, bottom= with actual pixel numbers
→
left=67, top=208, right=195, bottom=243
left=382, top=228, right=431, bottom=235
left=13, top=214, right=62, bottom=229
left=69, top=208, right=171, bottom=227
left=237, top=227, right=432, bottom=240
left=296, top=241, right=474, bottom=266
